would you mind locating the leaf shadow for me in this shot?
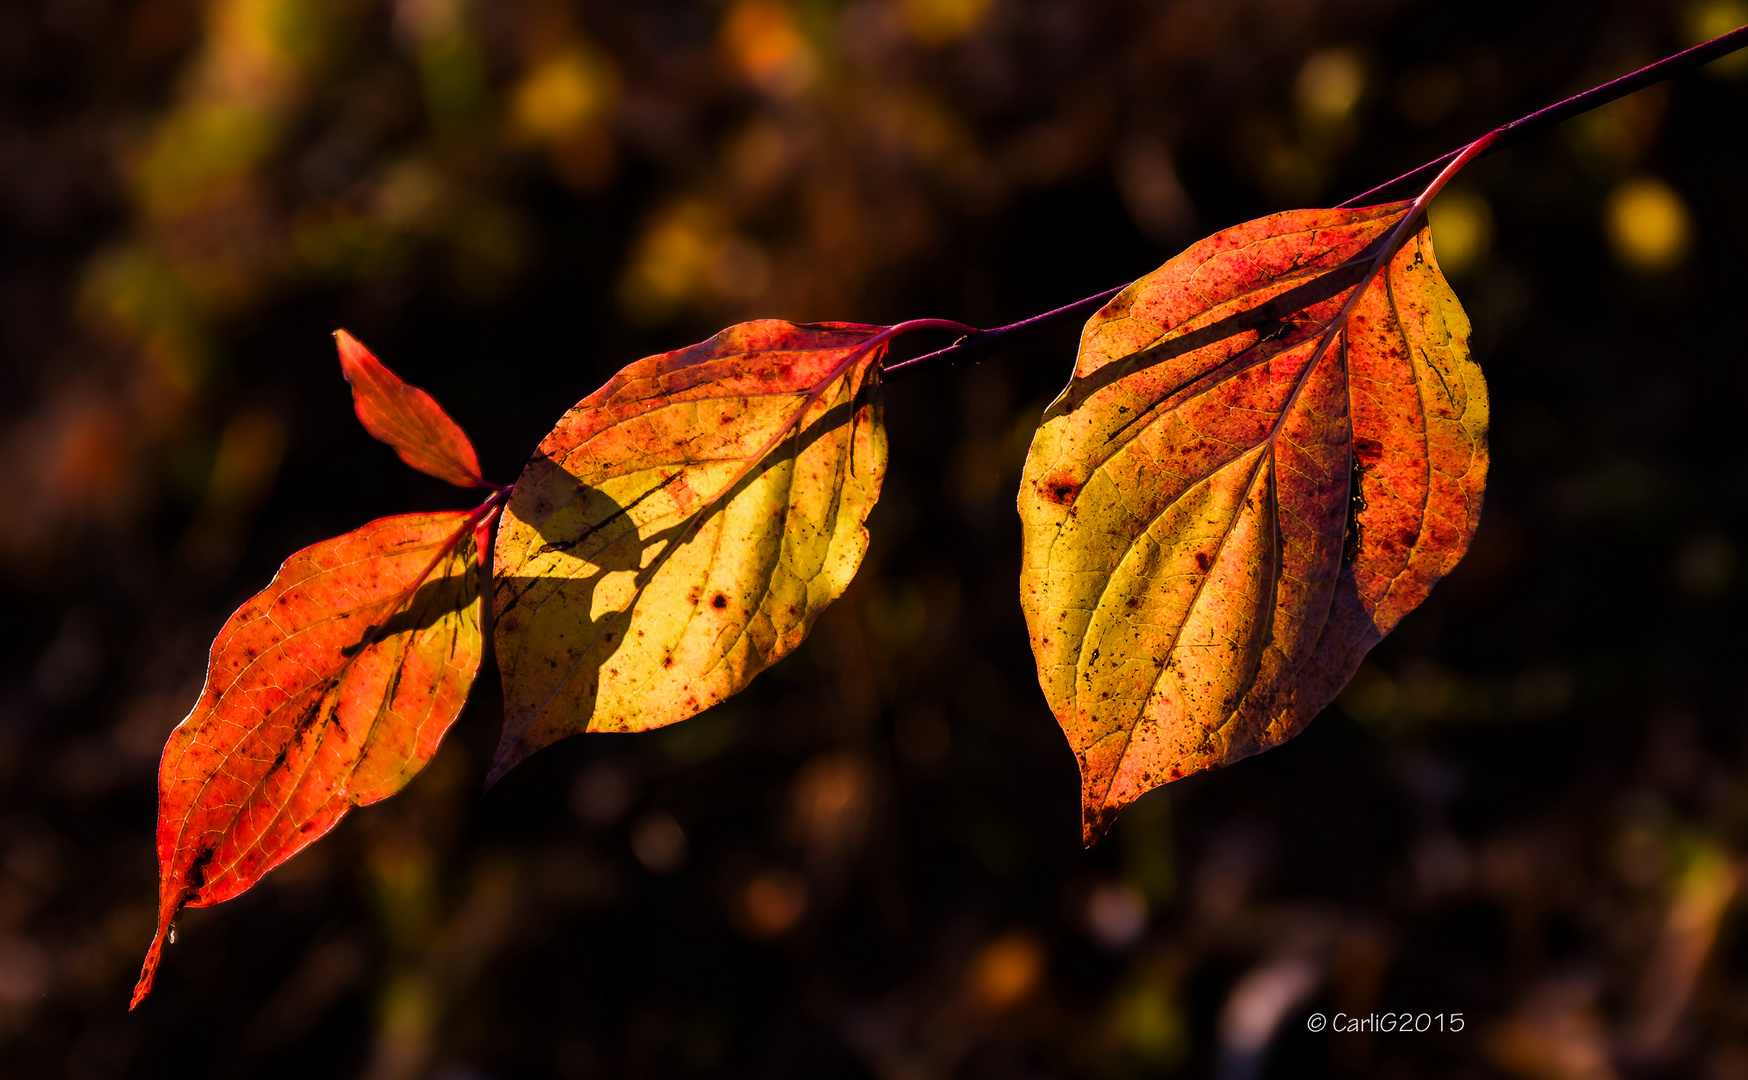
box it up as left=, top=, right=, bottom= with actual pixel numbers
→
left=339, top=570, right=479, bottom=658
left=1058, top=230, right=1393, bottom=410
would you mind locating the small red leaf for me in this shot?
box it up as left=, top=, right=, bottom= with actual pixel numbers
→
left=131, top=511, right=483, bottom=1007
left=335, top=329, right=487, bottom=488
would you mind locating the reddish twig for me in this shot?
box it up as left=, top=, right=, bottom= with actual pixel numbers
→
left=884, top=23, right=1748, bottom=384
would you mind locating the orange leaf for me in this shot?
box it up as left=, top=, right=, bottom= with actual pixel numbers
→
left=490, top=320, right=888, bottom=781
left=1018, top=202, right=1488, bottom=843
left=132, top=511, right=484, bottom=1007
left=335, top=329, right=487, bottom=488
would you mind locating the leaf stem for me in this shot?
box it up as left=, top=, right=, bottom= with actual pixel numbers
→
left=352, top=486, right=508, bottom=657
left=883, top=289, right=1125, bottom=381
left=884, top=22, right=1748, bottom=383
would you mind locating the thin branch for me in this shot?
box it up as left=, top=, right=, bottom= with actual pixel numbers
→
left=884, top=23, right=1748, bottom=384
left=1340, top=23, right=1748, bottom=207
left=883, top=287, right=1125, bottom=381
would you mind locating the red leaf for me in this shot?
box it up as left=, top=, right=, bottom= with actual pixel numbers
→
left=132, top=511, right=484, bottom=1007
left=335, top=329, right=487, bottom=488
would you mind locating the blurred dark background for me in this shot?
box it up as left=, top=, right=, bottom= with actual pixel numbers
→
left=3, top=0, right=1747, bottom=1077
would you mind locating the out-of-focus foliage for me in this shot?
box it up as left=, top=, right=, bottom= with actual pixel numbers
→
left=1, top=0, right=1746, bottom=1077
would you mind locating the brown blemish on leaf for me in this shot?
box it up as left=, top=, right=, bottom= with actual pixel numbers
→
left=1041, top=474, right=1081, bottom=506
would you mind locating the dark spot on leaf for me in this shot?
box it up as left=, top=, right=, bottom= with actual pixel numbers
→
left=1042, top=474, right=1080, bottom=506
left=711, top=593, right=728, bottom=609
left=291, top=686, right=333, bottom=739
left=1194, top=551, right=1210, bottom=572
left=1082, top=803, right=1119, bottom=845
left=184, top=844, right=216, bottom=901
left=1345, top=453, right=1368, bottom=564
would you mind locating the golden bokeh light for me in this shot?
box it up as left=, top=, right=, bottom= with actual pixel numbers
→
left=1295, top=48, right=1365, bottom=126
left=1428, top=189, right=1494, bottom=277
left=1605, top=177, right=1692, bottom=273
left=511, top=47, right=616, bottom=143
left=1685, top=1, right=1748, bottom=75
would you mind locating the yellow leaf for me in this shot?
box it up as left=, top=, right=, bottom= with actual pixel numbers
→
left=1019, top=203, right=1488, bottom=843
left=490, top=320, right=888, bottom=781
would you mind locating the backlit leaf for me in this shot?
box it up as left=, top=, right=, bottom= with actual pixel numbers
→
left=1019, top=202, right=1488, bottom=843
left=133, top=511, right=483, bottom=1006
left=490, top=320, right=888, bottom=782
left=336, top=328, right=488, bottom=488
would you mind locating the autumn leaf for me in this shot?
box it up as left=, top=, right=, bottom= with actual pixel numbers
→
left=1018, top=201, right=1488, bottom=843
left=490, top=320, right=889, bottom=782
left=336, top=328, right=489, bottom=488
left=133, top=511, right=484, bottom=1007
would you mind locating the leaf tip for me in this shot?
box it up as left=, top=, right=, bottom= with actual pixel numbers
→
left=328, top=328, right=489, bottom=489
left=484, top=728, right=547, bottom=792
left=1081, top=801, right=1119, bottom=849
left=332, top=327, right=368, bottom=371
left=130, top=921, right=169, bottom=1010
left=481, top=748, right=519, bottom=793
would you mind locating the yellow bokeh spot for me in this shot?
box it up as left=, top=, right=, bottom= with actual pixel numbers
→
left=900, top=0, right=993, bottom=45
left=721, top=0, right=816, bottom=95
left=1296, top=48, right=1365, bottom=126
left=1428, top=189, right=1494, bottom=277
left=512, top=48, right=616, bottom=142
left=619, top=203, right=719, bottom=322
left=1605, top=177, right=1692, bottom=273
left=1685, top=1, right=1748, bottom=76
left=1117, top=977, right=1186, bottom=1064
